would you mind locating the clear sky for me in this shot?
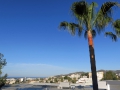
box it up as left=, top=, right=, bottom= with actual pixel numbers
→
left=0, top=0, right=120, bottom=77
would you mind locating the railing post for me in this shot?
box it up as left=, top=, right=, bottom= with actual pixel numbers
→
left=107, top=84, right=110, bottom=90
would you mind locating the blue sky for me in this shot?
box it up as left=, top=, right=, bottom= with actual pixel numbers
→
left=0, top=0, right=120, bottom=77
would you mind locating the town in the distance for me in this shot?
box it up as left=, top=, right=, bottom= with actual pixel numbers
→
left=7, top=70, right=120, bottom=84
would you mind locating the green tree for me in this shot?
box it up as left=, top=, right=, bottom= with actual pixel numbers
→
left=64, top=76, right=68, bottom=79
left=40, top=78, right=44, bottom=83
left=63, top=76, right=72, bottom=82
left=67, top=77, right=72, bottom=82
left=46, top=80, right=48, bottom=83
left=60, top=77, right=63, bottom=82
left=72, top=77, right=77, bottom=83
left=0, top=53, right=7, bottom=90
left=48, top=77, right=51, bottom=81
left=59, top=1, right=120, bottom=90
left=81, top=72, right=89, bottom=78
left=61, top=78, right=63, bottom=82
left=50, top=81, right=53, bottom=83
left=54, top=78, right=58, bottom=83
left=15, top=79, right=20, bottom=84
left=102, top=71, right=118, bottom=80
left=35, top=78, right=39, bottom=81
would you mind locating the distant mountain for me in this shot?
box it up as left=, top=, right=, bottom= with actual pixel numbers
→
left=54, top=71, right=85, bottom=77
left=97, top=69, right=120, bottom=74
left=54, top=70, right=120, bottom=78
left=97, top=69, right=106, bottom=72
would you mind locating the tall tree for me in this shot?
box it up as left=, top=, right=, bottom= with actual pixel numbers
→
left=103, top=71, right=118, bottom=80
left=0, top=53, right=7, bottom=90
left=59, top=1, right=120, bottom=90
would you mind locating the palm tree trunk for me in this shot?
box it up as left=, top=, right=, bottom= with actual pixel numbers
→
left=87, top=30, right=98, bottom=90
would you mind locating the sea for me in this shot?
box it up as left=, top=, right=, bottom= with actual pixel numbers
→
left=7, top=77, right=46, bottom=79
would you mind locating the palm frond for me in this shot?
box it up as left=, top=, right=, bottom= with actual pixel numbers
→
left=59, top=21, right=69, bottom=30
left=113, top=19, right=120, bottom=36
left=101, top=2, right=119, bottom=17
left=94, top=1, right=119, bottom=33
left=105, top=32, right=117, bottom=41
left=59, top=21, right=83, bottom=36
left=92, top=30, right=96, bottom=38
left=78, top=25, right=83, bottom=36
left=88, top=2, right=98, bottom=27
left=71, top=0, right=87, bottom=19
left=71, top=0, right=88, bottom=28
left=95, top=17, right=112, bottom=33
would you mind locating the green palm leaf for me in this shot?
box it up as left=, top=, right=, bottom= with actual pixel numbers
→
left=59, top=21, right=82, bottom=36
left=105, top=32, right=117, bottom=41
left=71, top=0, right=88, bottom=29
left=101, top=2, right=119, bottom=17
left=71, top=0, right=87, bottom=19
left=113, top=19, right=120, bottom=36
left=94, top=2, right=119, bottom=33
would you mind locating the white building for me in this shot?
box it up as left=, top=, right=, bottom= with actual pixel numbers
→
left=89, top=71, right=104, bottom=81
left=19, top=78, right=24, bottom=82
left=68, top=73, right=80, bottom=79
left=6, top=78, right=16, bottom=84
left=76, top=72, right=104, bottom=83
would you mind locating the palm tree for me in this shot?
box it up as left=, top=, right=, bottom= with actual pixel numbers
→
left=59, top=1, right=120, bottom=90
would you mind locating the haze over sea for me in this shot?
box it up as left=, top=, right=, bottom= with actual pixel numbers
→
left=0, top=0, right=120, bottom=77
left=7, top=77, right=46, bottom=79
